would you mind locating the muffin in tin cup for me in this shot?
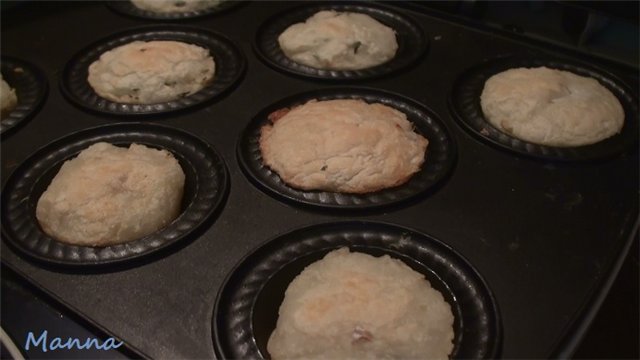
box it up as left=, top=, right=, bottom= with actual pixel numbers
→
left=1, top=57, right=48, bottom=135
left=237, top=87, right=456, bottom=210
left=1, top=123, right=229, bottom=266
left=254, top=2, right=428, bottom=80
left=61, top=25, right=245, bottom=116
left=213, top=221, right=502, bottom=359
left=107, top=0, right=244, bottom=20
left=449, top=55, right=639, bottom=161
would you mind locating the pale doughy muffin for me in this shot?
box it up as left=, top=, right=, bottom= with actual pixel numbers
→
left=259, top=99, right=428, bottom=193
left=480, top=67, right=624, bottom=147
left=268, top=248, right=455, bottom=359
left=87, top=40, right=215, bottom=104
left=36, top=142, right=185, bottom=247
left=131, top=0, right=226, bottom=13
left=278, top=10, right=398, bottom=70
left=1, top=75, right=18, bottom=118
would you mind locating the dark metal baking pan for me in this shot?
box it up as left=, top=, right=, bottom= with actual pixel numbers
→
left=237, top=87, right=455, bottom=209
left=60, top=25, right=245, bottom=117
left=213, top=221, right=501, bottom=359
left=449, top=55, right=639, bottom=161
left=106, top=0, right=245, bottom=21
left=1, top=123, right=229, bottom=266
left=0, top=56, right=47, bottom=136
left=1, top=1, right=637, bottom=359
left=254, top=2, right=428, bottom=80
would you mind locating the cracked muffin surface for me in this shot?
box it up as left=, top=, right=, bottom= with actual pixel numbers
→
left=268, top=248, right=454, bottom=359
left=259, top=99, right=428, bottom=193
left=480, top=67, right=624, bottom=147
left=278, top=10, right=398, bottom=71
left=36, top=142, right=185, bottom=246
left=87, top=40, right=215, bottom=104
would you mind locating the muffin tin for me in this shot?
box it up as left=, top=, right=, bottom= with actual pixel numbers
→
left=1, top=2, right=638, bottom=359
left=255, top=2, right=428, bottom=80
left=238, top=87, right=455, bottom=209
left=0, top=57, right=47, bottom=135
left=450, top=55, right=639, bottom=161
left=107, top=0, right=245, bottom=21
left=61, top=25, right=245, bottom=116
left=1, top=123, right=228, bottom=266
left=214, top=221, right=501, bottom=359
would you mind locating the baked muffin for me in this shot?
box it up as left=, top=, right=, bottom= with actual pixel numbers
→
left=278, top=10, right=398, bottom=70
left=480, top=67, right=624, bottom=147
left=259, top=99, right=428, bottom=193
left=130, top=0, right=226, bottom=13
left=36, top=142, right=185, bottom=246
left=87, top=40, right=215, bottom=104
left=1, top=74, right=18, bottom=118
left=268, top=248, right=455, bottom=359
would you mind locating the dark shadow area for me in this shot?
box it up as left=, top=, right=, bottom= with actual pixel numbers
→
left=573, top=235, right=639, bottom=359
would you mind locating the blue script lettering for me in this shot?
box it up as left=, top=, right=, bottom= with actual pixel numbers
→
left=102, top=338, right=123, bottom=350
left=24, top=330, right=123, bottom=352
left=25, top=330, right=48, bottom=352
